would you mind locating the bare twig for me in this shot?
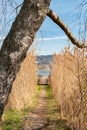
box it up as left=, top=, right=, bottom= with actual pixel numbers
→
left=47, top=9, right=87, bottom=48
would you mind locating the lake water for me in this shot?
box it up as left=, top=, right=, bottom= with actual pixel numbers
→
left=38, top=69, right=50, bottom=76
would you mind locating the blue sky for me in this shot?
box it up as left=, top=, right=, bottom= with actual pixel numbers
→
left=34, top=0, right=87, bottom=55
left=0, top=0, right=87, bottom=55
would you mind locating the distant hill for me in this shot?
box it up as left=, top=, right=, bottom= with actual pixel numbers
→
left=37, top=55, right=53, bottom=65
left=37, top=55, right=53, bottom=76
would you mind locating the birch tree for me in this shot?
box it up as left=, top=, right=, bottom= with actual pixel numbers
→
left=0, top=0, right=86, bottom=119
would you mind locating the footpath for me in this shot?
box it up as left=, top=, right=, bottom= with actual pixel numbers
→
left=23, top=85, right=68, bottom=130
left=23, top=85, right=49, bottom=130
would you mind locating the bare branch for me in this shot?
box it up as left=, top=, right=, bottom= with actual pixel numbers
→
left=47, top=9, right=87, bottom=48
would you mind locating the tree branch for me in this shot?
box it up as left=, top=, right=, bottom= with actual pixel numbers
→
left=47, top=9, right=87, bottom=48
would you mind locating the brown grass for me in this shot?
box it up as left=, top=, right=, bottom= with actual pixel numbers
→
left=5, top=52, right=37, bottom=111
left=51, top=47, right=87, bottom=130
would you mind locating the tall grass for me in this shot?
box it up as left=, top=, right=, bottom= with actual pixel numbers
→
left=1, top=52, right=38, bottom=129
left=5, top=52, right=38, bottom=111
left=51, top=47, right=87, bottom=130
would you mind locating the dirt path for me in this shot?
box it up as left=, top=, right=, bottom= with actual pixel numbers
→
left=23, top=85, right=49, bottom=130
left=23, top=85, right=68, bottom=130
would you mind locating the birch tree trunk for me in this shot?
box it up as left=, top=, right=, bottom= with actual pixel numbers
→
left=0, top=0, right=50, bottom=119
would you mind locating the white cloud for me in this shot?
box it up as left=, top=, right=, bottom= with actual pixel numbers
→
left=0, top=37, right=5, bottom=41
left=35, top=36, right=67, bottom=41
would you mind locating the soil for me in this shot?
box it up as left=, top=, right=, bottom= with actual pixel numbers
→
left=23, top=85, right=67, bottom=130
left=23, top=85, right=49, bottom=130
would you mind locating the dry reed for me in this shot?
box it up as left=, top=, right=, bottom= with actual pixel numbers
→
left=51, top=47, right=87, bottom=130
left=5, top=52, right=37, bottom=111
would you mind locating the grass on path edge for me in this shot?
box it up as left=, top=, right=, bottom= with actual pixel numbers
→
left=0, top=85, right=41, bottom=130
left=46, top=85, right=71, bottom=130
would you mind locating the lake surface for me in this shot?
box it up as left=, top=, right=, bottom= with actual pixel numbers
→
left=38, top=69, right=50, bottom=76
